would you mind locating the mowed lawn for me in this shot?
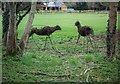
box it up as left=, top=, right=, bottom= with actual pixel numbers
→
left=2, top=13, right=119, bottom=82
left=18, top=13, right=109, bottom=38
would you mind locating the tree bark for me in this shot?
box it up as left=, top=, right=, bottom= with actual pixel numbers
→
left=106, top=2, right=117, bottom=61
left=2, top=2, right=9, bottom=47
left=6, top=2, right=17, bottom=56
left=19, top=2, right=36, bottom=55
left=118, top=29, right=120, bottom=59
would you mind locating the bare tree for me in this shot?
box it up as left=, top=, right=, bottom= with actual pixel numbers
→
left=6, top=2, right=17, bottom=56
left=2, top=2, right=35, bottom=56
left=19, top=2, right=36, bottom=55
left=2, top=2, right=31, bottom=43
left=106, top=2, right=118, bottom=61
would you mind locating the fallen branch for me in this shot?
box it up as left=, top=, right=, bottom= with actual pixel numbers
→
left=86, top=73, right=89, bottom=82
left=84, top=66, right=100, bottom=75
left=17, top=71, right=71, bottom=78
left=83, top=66, right=100, bottom=82
left=84, top=68, right=92, bottom=74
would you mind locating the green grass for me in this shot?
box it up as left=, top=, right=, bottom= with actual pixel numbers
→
left=2, top=53, right=119, bottom=82
left=2, top=13, right=119, bottom=82
left=18, top=13, right=109, bottom=38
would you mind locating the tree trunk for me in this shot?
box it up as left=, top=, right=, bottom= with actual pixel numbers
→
left=106, top=2, right=117, bottom=61
left=2, top=2, right=9, bottom=47
left=117, top=29, right=120, bottom=59
left=6, top=2, right=17, bottom=56
left=19, top=2, right=36, bottom=55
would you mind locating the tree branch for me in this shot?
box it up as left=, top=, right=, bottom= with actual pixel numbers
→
left=16, top=7, right=31, bottom=28
left=17, top=71, right=71, bottom=78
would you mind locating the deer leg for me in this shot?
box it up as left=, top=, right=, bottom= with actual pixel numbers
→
left=48, top=36, right=55, bottom=49
left=32, top=37, right=40, bottom=49
left=88, top=35, right=98, bottom=54
left=86, top=36, right=89, bottom=53
left=76, top=34, right=80, bottom=44
left=28, top=35, right=41, bottom=53
left=90, top=34, right=98, bottom=54
left=91, top=34, right=97, bottom=49
left=74, top=34, right=80, bottom=51
left=43, top=37, right=48, bottom=49
left=88, top=36, right=94, bottom=49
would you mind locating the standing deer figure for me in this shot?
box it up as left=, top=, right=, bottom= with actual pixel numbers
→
left=74, top=21, right=94, bottom=52
left=29, top=25, right=61, bottom=49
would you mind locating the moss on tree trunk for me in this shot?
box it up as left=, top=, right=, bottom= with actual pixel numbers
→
left=106, top=2, right=117, bottom=61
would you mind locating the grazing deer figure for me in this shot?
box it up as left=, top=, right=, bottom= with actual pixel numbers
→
left=74, top=21, right=94, bottom=52
left=29, top=25, right=61, bottom=49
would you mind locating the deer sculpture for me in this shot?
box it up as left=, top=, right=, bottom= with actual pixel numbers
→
left=29, top=25, right=61, bottom=49
left=74, top=21, right=95, bottom=52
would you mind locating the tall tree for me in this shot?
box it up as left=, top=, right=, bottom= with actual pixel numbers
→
left=2, top=2, right=9, bottom=47
left=2, top=2, right=32, bottom=56
left=19, top=2, right=36, bottom=55
left=6, top=2, right=17, bottom=56
left=106, top=2, right=118, bottom=61
left=75, top=2, right=88, bottom=10
left=2, top=2, right=31, bottom=40
left=2, top=2, right=34, bottom=56
left=118, top=2, right=120, bottom=59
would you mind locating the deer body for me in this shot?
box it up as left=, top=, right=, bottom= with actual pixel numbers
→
left=75, top=21, right=94, bottom=36
left=74, top=21, right=95, bottom=52
left=28, top=25, right=61, bottom=50
left=29, top=25, right=61, bottom=37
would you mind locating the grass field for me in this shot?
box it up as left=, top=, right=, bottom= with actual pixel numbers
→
left=2, top=13, right=119, bottom=82
left=18, top=13, right=109, bottom=37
